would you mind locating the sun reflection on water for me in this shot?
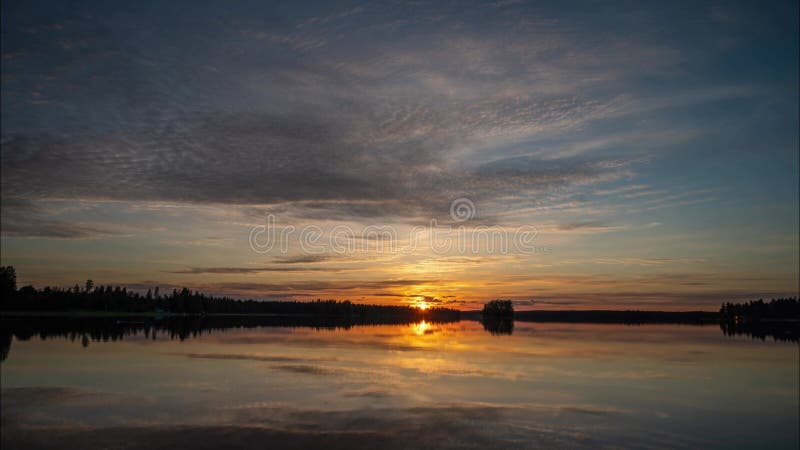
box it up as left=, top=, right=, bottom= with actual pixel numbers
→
left=412, top=320, right=431, bottom=336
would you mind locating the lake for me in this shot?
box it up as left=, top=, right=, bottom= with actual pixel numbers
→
left=1, top=318, right=798, bottom=449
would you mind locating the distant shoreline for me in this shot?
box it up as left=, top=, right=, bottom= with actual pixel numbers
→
left=2, top=309, right=723, bottom=324
left=2, top=309, right=797, bottom=346
left=6, top=309, right=800, bottom=326
left=463, top=309, right=721, bottom=324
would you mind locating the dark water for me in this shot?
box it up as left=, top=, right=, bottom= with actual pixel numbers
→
left=1, top=317, right=798, bottom=449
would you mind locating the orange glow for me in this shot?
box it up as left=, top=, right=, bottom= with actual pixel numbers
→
left=416, top=301, right=429, bottom=310
left=412, top=320, right=430, bottom=335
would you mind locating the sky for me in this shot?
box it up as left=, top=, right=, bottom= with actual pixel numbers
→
left=1, top=0, right=798, bottom=310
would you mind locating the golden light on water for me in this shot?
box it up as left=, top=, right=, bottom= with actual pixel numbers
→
left=412, top=320, right=430, bottom=336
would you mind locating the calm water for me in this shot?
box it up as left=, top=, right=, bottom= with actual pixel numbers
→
left=1, top=319, right=798, bottom=449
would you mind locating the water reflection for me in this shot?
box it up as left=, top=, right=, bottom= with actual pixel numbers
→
left=1, top=314, right=797, bottom=362
left=1, top=315, right=457, bottom=362
left=719, top=320, right=799, bottom=342
left=412, top=320, right=433, bottom=336
left=1, top=318, right=798, bottom=449
left=481, top=317, right=514, bottom=335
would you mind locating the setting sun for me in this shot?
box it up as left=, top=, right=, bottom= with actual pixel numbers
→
left=416, top=301, right=429, bottom=310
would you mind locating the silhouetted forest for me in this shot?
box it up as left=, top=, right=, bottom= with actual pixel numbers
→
left=719, top=298, right=799, bottom=342
left=719, top=298, right=800, bottom=322
left=0, top=266, right=459, bottom=321
left=1, top=267, right=797, bottom=343
left=510, top=310, right=720, bottom=324
left=471, top=300, right=799, bottom=341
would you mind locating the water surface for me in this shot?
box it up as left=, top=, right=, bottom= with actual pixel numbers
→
left=1, top=319, right=797, bottom=449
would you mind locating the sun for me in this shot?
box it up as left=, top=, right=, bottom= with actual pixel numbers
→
left=416, top=301, right=429, bottom=310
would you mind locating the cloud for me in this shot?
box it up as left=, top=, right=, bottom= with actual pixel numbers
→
left=554, top=221, right=625, bottom=233
left=123, top=278, right=441, bottom=300
left=342, top=389, right=396, bottom=399
left=272, top=254, right=335, bottom=264
left=593, top=257, right=707, bottom=266
left=165, top=266, right=349, bottom=274
left=0, top=1, right=686, bottom=226
left=512, top=299, right=536, bottom=306
left=0, top=125, right=629, bottom=226
left=270, top=364, right=339, bottom=376
left=1, top=197, right=136, bottom=239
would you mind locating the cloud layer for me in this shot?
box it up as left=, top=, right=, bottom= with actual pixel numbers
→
left=1, top=0, right=797, bottom=306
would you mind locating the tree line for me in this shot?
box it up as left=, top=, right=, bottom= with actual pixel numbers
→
left=717, top=298, right=799, bottom=342
left=0, top=266, right=460, bottom=321
left=719, top=298, right=799, bottom=323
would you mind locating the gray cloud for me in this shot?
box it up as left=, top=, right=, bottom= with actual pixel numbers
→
left=1, top=1, right=674, bottom=227
left=202, top=279, right=436, bottom=293
left=555, top=221, right=623, bottom=232
left=165, top=266, right=349, bottom=274
left=270, top=364, right=339, bottom=376
left=1, top=197, right=135, bottom=239
left=273, top=254, right=335, bottom=264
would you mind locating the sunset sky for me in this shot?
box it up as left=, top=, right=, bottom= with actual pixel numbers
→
left=1, top=0, right=798, bottom=310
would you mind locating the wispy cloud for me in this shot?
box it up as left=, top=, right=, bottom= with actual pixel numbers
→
left=592, top=257, right=707, bottom=266
left=166, top=266, right=351, bottom=274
